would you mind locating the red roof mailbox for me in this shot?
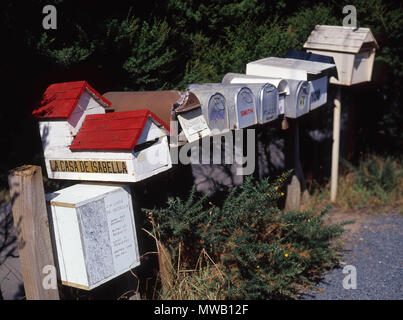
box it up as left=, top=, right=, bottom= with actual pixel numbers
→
left=33, top=81, right=172, bottom=183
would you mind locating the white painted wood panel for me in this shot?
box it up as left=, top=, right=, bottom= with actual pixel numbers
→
left=52, top=205, right=88, bottom=288
left=46, top=184, right=140, bottom=290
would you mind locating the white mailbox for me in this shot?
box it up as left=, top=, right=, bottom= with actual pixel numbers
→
left=246, top=57, right=336, bottom=111
left=222, top=73, right=310, bottom=118
left=188, top=83, right=259, bottom=132
left=46, top=183, right=140, bottom=290
left=32, top=81, right=172, bottom=183
left=303, top=25, right=379, bottom=86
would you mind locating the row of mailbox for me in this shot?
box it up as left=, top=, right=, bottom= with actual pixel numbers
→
left=38, top=25, right=379, bottom=292
left=180, top=57, right=336, bottom=138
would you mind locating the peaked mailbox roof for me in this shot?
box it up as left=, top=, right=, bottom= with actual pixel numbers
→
left=69, top=109, right=169, bottom=151
left=303, top=25, right=379, bottom=54
left=32, top=81, right=112, bottom=119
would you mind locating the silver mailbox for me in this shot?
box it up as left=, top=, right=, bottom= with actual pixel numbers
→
left=232, top=82, right=278, bottom=124
left=222, top=73, right=282, bottom=121
left=287, top=80, right=310, bottom=118
left=187, top=86, right=229, bottom=134
left=222, top=73, right=309, bottom=118
left=246, top=57, right=335, bottom=111
left=188, top=83, right=258, bottom=132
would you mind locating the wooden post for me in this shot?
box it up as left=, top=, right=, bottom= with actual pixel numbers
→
left=285, top=119, right=310, bottom=211
left=330, top=86, right=342, bottom=202
left=8, top=165, right=60, bottom=300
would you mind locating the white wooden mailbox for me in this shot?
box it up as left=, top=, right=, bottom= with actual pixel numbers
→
left=46, top=183, right=140, bottom=290
left=246, top=57, right=336, bottom=111
left=303, top=25, right=379, bottom=86
left=188, top=83, right=258, bottom=132
left=222, top=73, right=309, bottom=118
left=32, top=81, right=172, bottom=183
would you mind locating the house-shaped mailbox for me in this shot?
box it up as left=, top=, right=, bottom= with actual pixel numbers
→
left=246, top=57, right=336, bottom=111
left=222, top=73, right=310, bottom=118
left=32, top=81, right=172, bottom=183
left=188, top=83, right=259, bottom=133
left=303, top=25, right=379, bottom=86
left=103, top=90, right=211, bottom=144
left=46, top=183, right=140, bottom=290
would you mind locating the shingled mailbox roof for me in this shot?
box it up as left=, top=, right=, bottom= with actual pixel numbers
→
left=32, top=81, right=111, bottom=119
left=303, top=25, right=379, bottom=54
left=69, top=109, right=169, bottom=151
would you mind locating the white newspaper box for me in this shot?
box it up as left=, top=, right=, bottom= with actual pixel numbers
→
left=46, top=183, right=140, bottom=290
left=222, top=73, right=309, bottom=118
left=188, top=83, right=258, bottom=132
left=246, top=57, right=335, bottom=111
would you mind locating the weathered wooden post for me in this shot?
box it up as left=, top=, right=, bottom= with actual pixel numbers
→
left=330, top=86, right=342, bottom=202
left=8, top=165, right=60, bottom=300
left=284, top=119, right=310, bottom=211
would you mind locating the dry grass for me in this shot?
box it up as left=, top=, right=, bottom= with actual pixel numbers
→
left=303, top=155, right=403, bottom=214
left=143, top=215, right=227, bottom=300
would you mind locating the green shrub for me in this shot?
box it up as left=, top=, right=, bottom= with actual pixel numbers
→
left=145, top=172, right=345, bottom=299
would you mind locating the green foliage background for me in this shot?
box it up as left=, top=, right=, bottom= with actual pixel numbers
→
left=0, top=0, right=402, bottom=188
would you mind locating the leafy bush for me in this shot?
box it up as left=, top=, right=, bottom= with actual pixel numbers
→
left=145, top=172, right=344, bottom=299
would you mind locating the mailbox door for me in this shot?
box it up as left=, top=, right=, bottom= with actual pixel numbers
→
left=296, top=82, right=310, bottom=117
left=235, top=87, right=257, bottom=129
left=309, top=76, right=328, bottom=110
left=259, top=83, right=278, bottom=123
left=207, top=93, right=228, bottom=134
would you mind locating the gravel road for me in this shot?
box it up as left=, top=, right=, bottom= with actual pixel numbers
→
left=301, top=213, right=403, bottom=300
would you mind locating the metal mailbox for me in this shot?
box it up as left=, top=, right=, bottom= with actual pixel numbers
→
left=253, top=82, right=278, bottom=124
left=303, top=25, right=379, bottom=86
left=103, top=90, right=211, bottom=144
left=246, top=57, right=336, bottom=111
left=220, top=77, right=279, bottom=124
left=287, top=80, right=311, bottom=118
left=222, top=73, right=310, bottom=118
left=46, top=183, right=140, bottom=290
left=187, top=85, right=229, bottom=135
left=188, top=83, right=259, bottom=133
left=175, top=91, right=211, bottom=143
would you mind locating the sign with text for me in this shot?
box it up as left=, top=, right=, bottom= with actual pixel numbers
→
left=49, top=160, right=128, bottom=174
